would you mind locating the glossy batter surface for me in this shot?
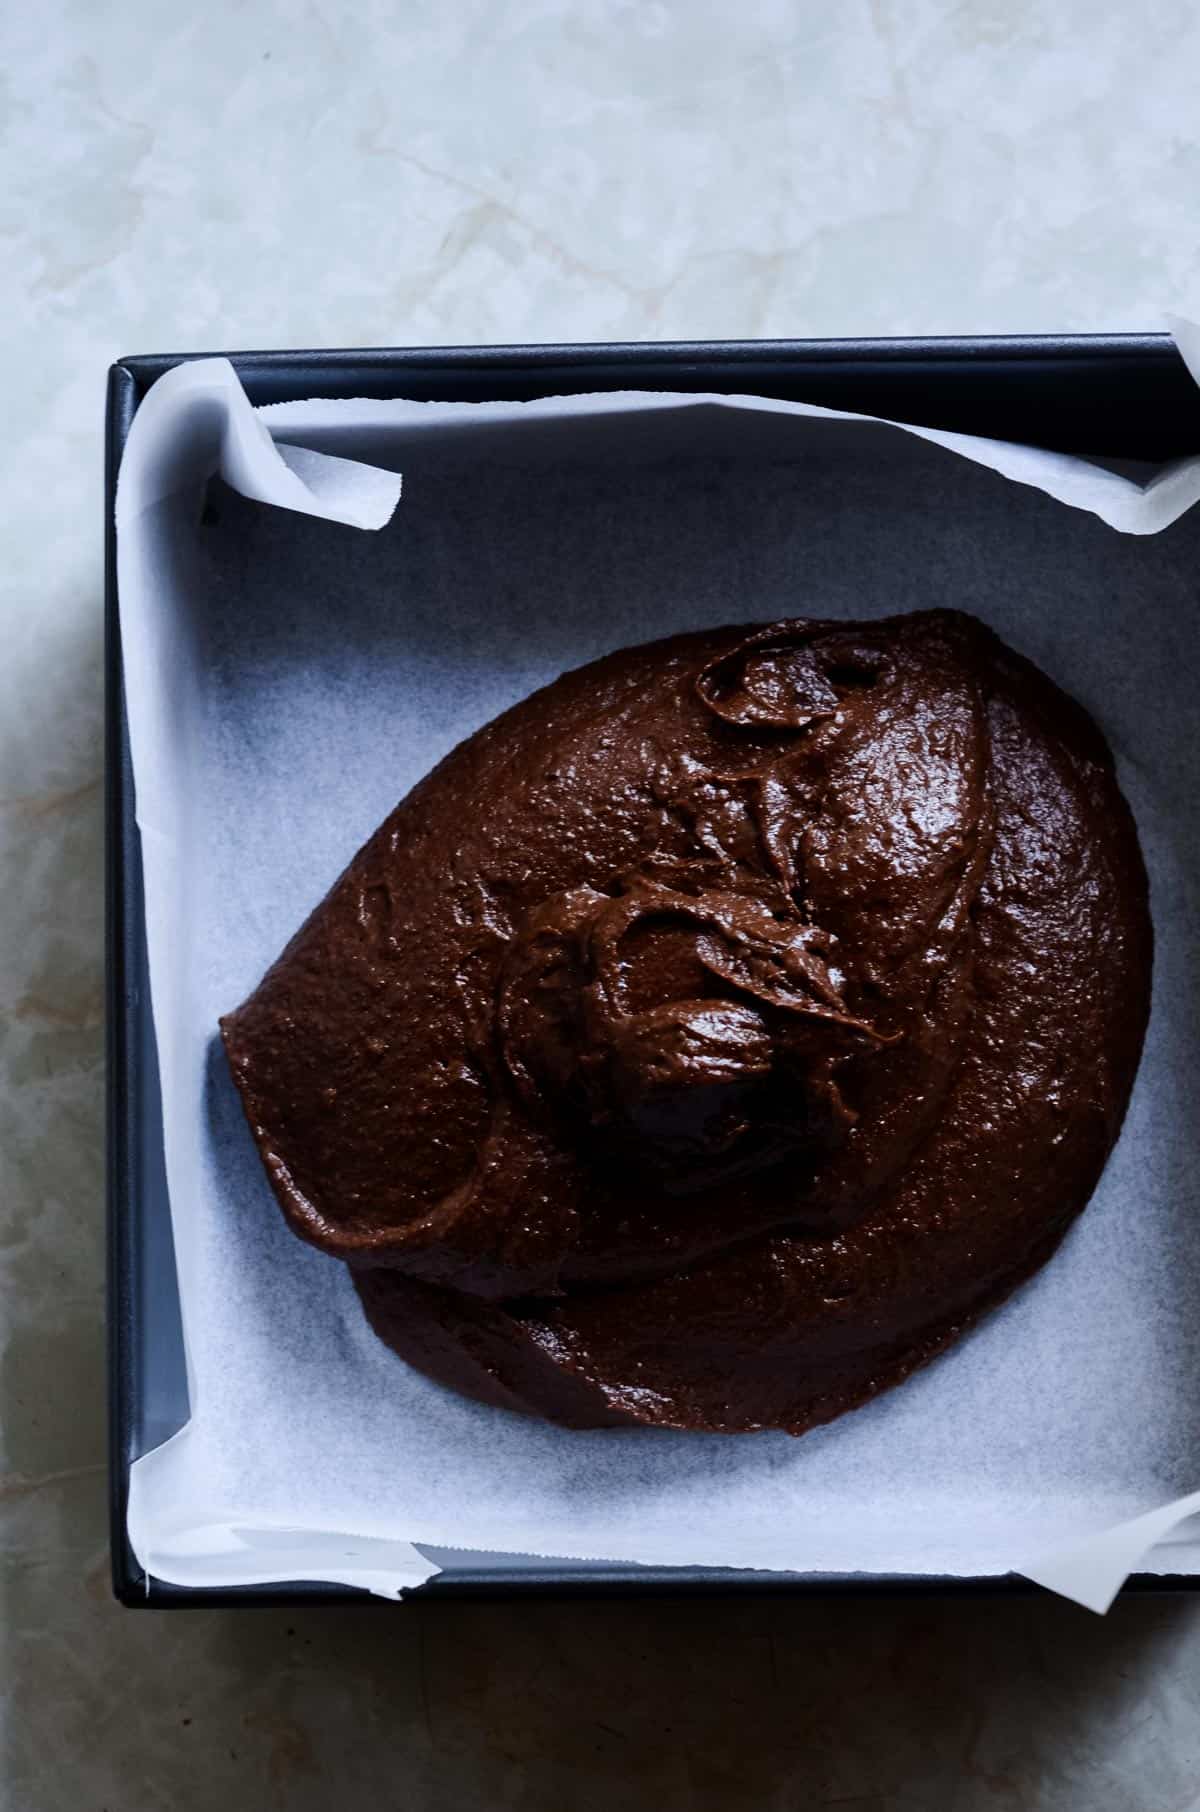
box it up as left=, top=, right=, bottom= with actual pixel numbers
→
left=221, top=611, right=1152, bottom=1433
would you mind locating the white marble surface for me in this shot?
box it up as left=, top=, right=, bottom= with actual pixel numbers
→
left=4, top=0, right=1200, bottom=1805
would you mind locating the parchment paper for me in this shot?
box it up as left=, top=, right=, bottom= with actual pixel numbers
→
left=119, top=350, right=1200, bottom=1602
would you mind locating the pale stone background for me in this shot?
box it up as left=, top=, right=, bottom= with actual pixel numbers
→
left=5, top=1, right=1200, bottom=1805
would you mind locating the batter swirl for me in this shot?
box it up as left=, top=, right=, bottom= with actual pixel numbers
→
left=222, top=611, right=1151, bottom=1433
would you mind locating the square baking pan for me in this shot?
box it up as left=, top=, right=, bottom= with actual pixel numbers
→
left=107, top=334, right=1200, bottom=1606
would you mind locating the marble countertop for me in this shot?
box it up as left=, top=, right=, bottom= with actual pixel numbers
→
left=5, top=0, right=1200, bottom=1805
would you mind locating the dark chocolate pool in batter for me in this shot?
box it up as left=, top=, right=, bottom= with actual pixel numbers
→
left=221, top=610, right=1151, bottom=1434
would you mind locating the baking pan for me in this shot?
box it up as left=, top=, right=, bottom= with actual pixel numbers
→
left=107, top=335, right=1200, bottom=1605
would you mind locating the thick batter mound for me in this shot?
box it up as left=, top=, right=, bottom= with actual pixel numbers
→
left=221, top=611, right=1151, bottom=1433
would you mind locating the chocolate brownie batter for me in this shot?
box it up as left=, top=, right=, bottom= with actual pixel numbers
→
left=221, top=611, right=1152, bottom=1434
